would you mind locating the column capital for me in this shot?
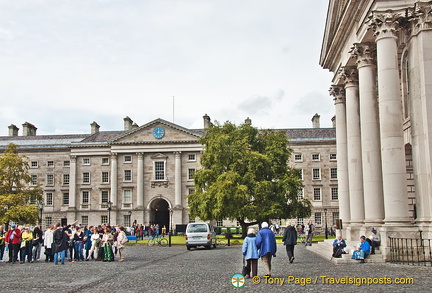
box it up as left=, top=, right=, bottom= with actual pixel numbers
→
left=350, top=43, right=376, bottom=68
left=111, top=153, right=117, bottom=159
left=411, top=3, right=432, bottom=35
left=70, top=155, right=76, bottom=162
left=329, top=85, right=345, bottom=105
left=340, top=67, right=358, bottom=88
left=137, top=152, right=144, bottom=159
left=366, top=10, right=409, bottom=40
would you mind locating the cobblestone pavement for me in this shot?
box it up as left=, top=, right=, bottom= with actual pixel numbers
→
left=0, top=244, right=430, bottom=292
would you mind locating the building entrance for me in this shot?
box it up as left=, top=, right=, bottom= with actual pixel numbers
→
left=150, top=198, right=170, bottom=233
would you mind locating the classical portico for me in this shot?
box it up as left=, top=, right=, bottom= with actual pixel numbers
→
left=322, top=1, right=432, bottom=258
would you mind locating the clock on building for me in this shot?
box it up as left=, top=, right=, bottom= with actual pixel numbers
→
left=153, top=127, right=165, bottom=139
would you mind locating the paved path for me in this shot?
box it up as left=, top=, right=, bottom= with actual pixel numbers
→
left=0, top=244, right=429, bottom=292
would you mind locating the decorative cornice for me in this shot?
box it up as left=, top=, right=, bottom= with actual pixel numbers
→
left=329, top=85, right=345, bottom=105
left=350, top=43, right=376, bottom=68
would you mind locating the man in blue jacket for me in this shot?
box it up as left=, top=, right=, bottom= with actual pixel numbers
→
left=256, top=222, right=277, bottom=277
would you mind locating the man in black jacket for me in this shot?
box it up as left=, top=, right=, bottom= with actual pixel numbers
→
left=282, top=222, right=298, bottom=263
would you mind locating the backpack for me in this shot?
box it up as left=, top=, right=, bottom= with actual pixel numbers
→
left=333, top=248, right=343, bottom=258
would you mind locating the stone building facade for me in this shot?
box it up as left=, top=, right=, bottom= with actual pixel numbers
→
left=321, top=0, right=432, bottom=257
left=0, top=115, right=337, bottom=232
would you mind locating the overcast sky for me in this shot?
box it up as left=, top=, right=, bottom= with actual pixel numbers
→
left=0, top=0, right=334, bottom=136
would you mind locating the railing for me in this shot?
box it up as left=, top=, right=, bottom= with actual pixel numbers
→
left=388, top=235, right=432, bottom=266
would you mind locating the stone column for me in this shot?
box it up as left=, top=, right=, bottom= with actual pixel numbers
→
left=352, top=43, right=385, bottom=226
left=174, top=152, right=182, bottom=207
left=69, top=155, right=77, bottom=209
left=329, top=85, right=350, bottom=225
left=110, top=153, right=118, bottom=206
left=369, top=13, right=410, bottom=224
left=341, top=67, right=365, bottom=226
left=137, top=153, right=144, bottom=208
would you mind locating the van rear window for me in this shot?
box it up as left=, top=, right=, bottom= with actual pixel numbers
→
left=187, top=224, right=207, bottom=233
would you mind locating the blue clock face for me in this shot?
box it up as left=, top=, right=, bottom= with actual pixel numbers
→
left=153, top=127, right=165, bottom=139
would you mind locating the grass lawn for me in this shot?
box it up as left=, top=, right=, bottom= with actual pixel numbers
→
left=127, top=234, right=335, bottom=245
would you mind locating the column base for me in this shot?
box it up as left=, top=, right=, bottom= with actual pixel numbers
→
left=380, top=224, right=420, bottom=261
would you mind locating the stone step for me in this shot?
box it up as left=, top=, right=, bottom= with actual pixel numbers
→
left=306, top=239, right=385, bottom=264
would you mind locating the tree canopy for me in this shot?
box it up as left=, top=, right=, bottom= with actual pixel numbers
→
left=188, top=121, right=311, bottom=235
left=0, top=143, right=43, bottom=226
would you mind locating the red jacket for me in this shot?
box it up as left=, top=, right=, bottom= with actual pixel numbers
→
left=5, top=228, right=21, bottom=245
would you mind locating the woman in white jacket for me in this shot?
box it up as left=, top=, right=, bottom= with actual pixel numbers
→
left=44, top=225, right=55, bottom=262
left=86, top=227, right=100, bottom=261
left=116, top=226, right=127, bottom=262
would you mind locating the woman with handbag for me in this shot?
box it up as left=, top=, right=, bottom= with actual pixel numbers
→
left=101, top=227, right=114, bottom=262
left=116, top=226, right=127, bottom=262
left=241, top=228, right=259, bottom=278
left=20, top=227, right=33, bottom=263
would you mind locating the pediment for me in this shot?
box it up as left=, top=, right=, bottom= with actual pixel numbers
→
left=110, top=118, right=202, bottom=145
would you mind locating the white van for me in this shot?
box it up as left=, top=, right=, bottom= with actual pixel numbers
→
left=185, top=222, right=217, bottom=250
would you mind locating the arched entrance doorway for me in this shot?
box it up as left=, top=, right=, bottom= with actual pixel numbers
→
left=149, top=198, right=170, bottom=232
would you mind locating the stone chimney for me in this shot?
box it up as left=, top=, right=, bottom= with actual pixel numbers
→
left=245, top=117, right=252, bottom=125
left=124, top=116, right=133, bottom=131
left=8, top=124, right=19, bottom=137
left=22, top=122, right=37, bottom=136
left=331, top=115, right=336, bottom=128
left=132, top=123, right=139, bottom=129
left=311, top=113, right=320, bottom=129
left=91, top=121, right=100, bottom=134
left=203, top=114, right=211, bottom=129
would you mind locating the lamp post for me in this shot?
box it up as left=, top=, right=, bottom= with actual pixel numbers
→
left=38, top=201, right=44, bottom=229
left=324, top=208, right=328, bottom=239
left=107, top=201, right=113, bottom=226
left=128, top=210, right=132, bottom=227
left=169, top=208, right=174, bottom=247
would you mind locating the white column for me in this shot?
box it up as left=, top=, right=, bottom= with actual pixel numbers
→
left=174, top=152, right=182, bottom=207
left=353, top=43, right=385, bottom=226
left=371, top=15, right=410, bottom=224
left=137, top=153, right=144, bottom=207
left=69, top=155, right=77, bottom=208
left=110, top=153, right=118, bottom=206
left=341, top=67, right=365, bottom=225
left=329, top=85, right=350, bottom=224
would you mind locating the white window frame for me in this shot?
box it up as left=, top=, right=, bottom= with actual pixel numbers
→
left=101, top=191, right=109, bottom=204
left=63, top=174, right=70, bottom=185
left=154, top=161, right=166, bottom=180
left=330, top=168, right=338, bottom=179
left=124, top=170, right=132, bottom=182
left=123, top=189, right=132, bottom=204
left=102, top=172, right=109, bottom=183
left=188, top=168, right=196, bottom=180
left=332, top=212, right=340, bottom=226
left=45, top=217, right=52, bottom=229
left=188, top=188, right=195, bottom=195
left=294, top=153, right=303, bottom=162
left=124, top=215, right=131, bottom=227
left=30, top=161, right=38, bottom=168
left=63, top=160, right=70, bottom=167
left=82, top=191, right=90, bottom=204
left=297, top=188, right=304, bottom=200
left=101, top=215, right=108, bottom=224
left=188, top=154, right=196, bottom=161
left=315, top=212, right=322, bottom=226
left=331, top=187, right=338, bottom=200
left=102, top=157, right=109, bottom=165
left=124, top=155, right=132, bottom=163
left=46, top=174, right=54, bottom=186
left=330, top=153, right=337, bottom=160
left=312, top=168, right=321, bottom=180
left=82, top=158, right=90, bottom=165
left=46, top=192, right=53, bottom=206
left=31, top=174, right=38, bottom=186
left=47, top=160, right=54, bottom=167
left=313, top=187, right=321, bottom=201
left=62, top=193, right=69, bottom=205
left=83, top=172, right=90, bottom=184
left=312, top=153, right=320, bottom=161
left=81, top=216, right=89, bottom=226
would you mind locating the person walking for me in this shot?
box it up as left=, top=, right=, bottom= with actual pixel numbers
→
left=282, top=222, right=297, bottom=263
left=242, top=228, right=259, bottom=278
left=256, top=222, right=277, bottom=277
left=305, top=220, right=314, bottom=246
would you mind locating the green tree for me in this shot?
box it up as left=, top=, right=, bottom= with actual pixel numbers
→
left=0, top=143, right=43, bottom=226
left=188, top=121, right=311, bottom=237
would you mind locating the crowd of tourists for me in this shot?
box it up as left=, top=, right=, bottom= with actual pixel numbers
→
left=0, top=222, right=129, bottom=264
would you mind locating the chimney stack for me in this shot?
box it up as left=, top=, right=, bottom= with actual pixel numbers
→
left=245, top=117, right=252, bottom=125
left=203, top=114, right=211, bottom=129
left=91, top=121, right=100, bottom=134
left=8, top=124, right=19, bottom=137
left=22, top=122, right=37, bottom=136
left=331, top=115, right=336, bottom=128
left=311, top=113, right=320, bottom=129
left=124, top=116, right=133, bottom=131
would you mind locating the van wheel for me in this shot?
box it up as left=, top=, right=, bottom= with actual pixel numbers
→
left=186, top=246, right=191, bottom=250
left=205, top=245, right=211, bottom=250
left=213, top=243, right=216, bottom=248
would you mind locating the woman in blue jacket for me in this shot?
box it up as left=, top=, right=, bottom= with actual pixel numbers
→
left=242, top=228, right=259, bottom=278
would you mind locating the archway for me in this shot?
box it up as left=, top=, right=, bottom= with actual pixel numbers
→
left=149, top=198, right=170, bottom=232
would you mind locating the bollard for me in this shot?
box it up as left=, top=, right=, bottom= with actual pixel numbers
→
left=169, top=231, right=172, bottom=247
